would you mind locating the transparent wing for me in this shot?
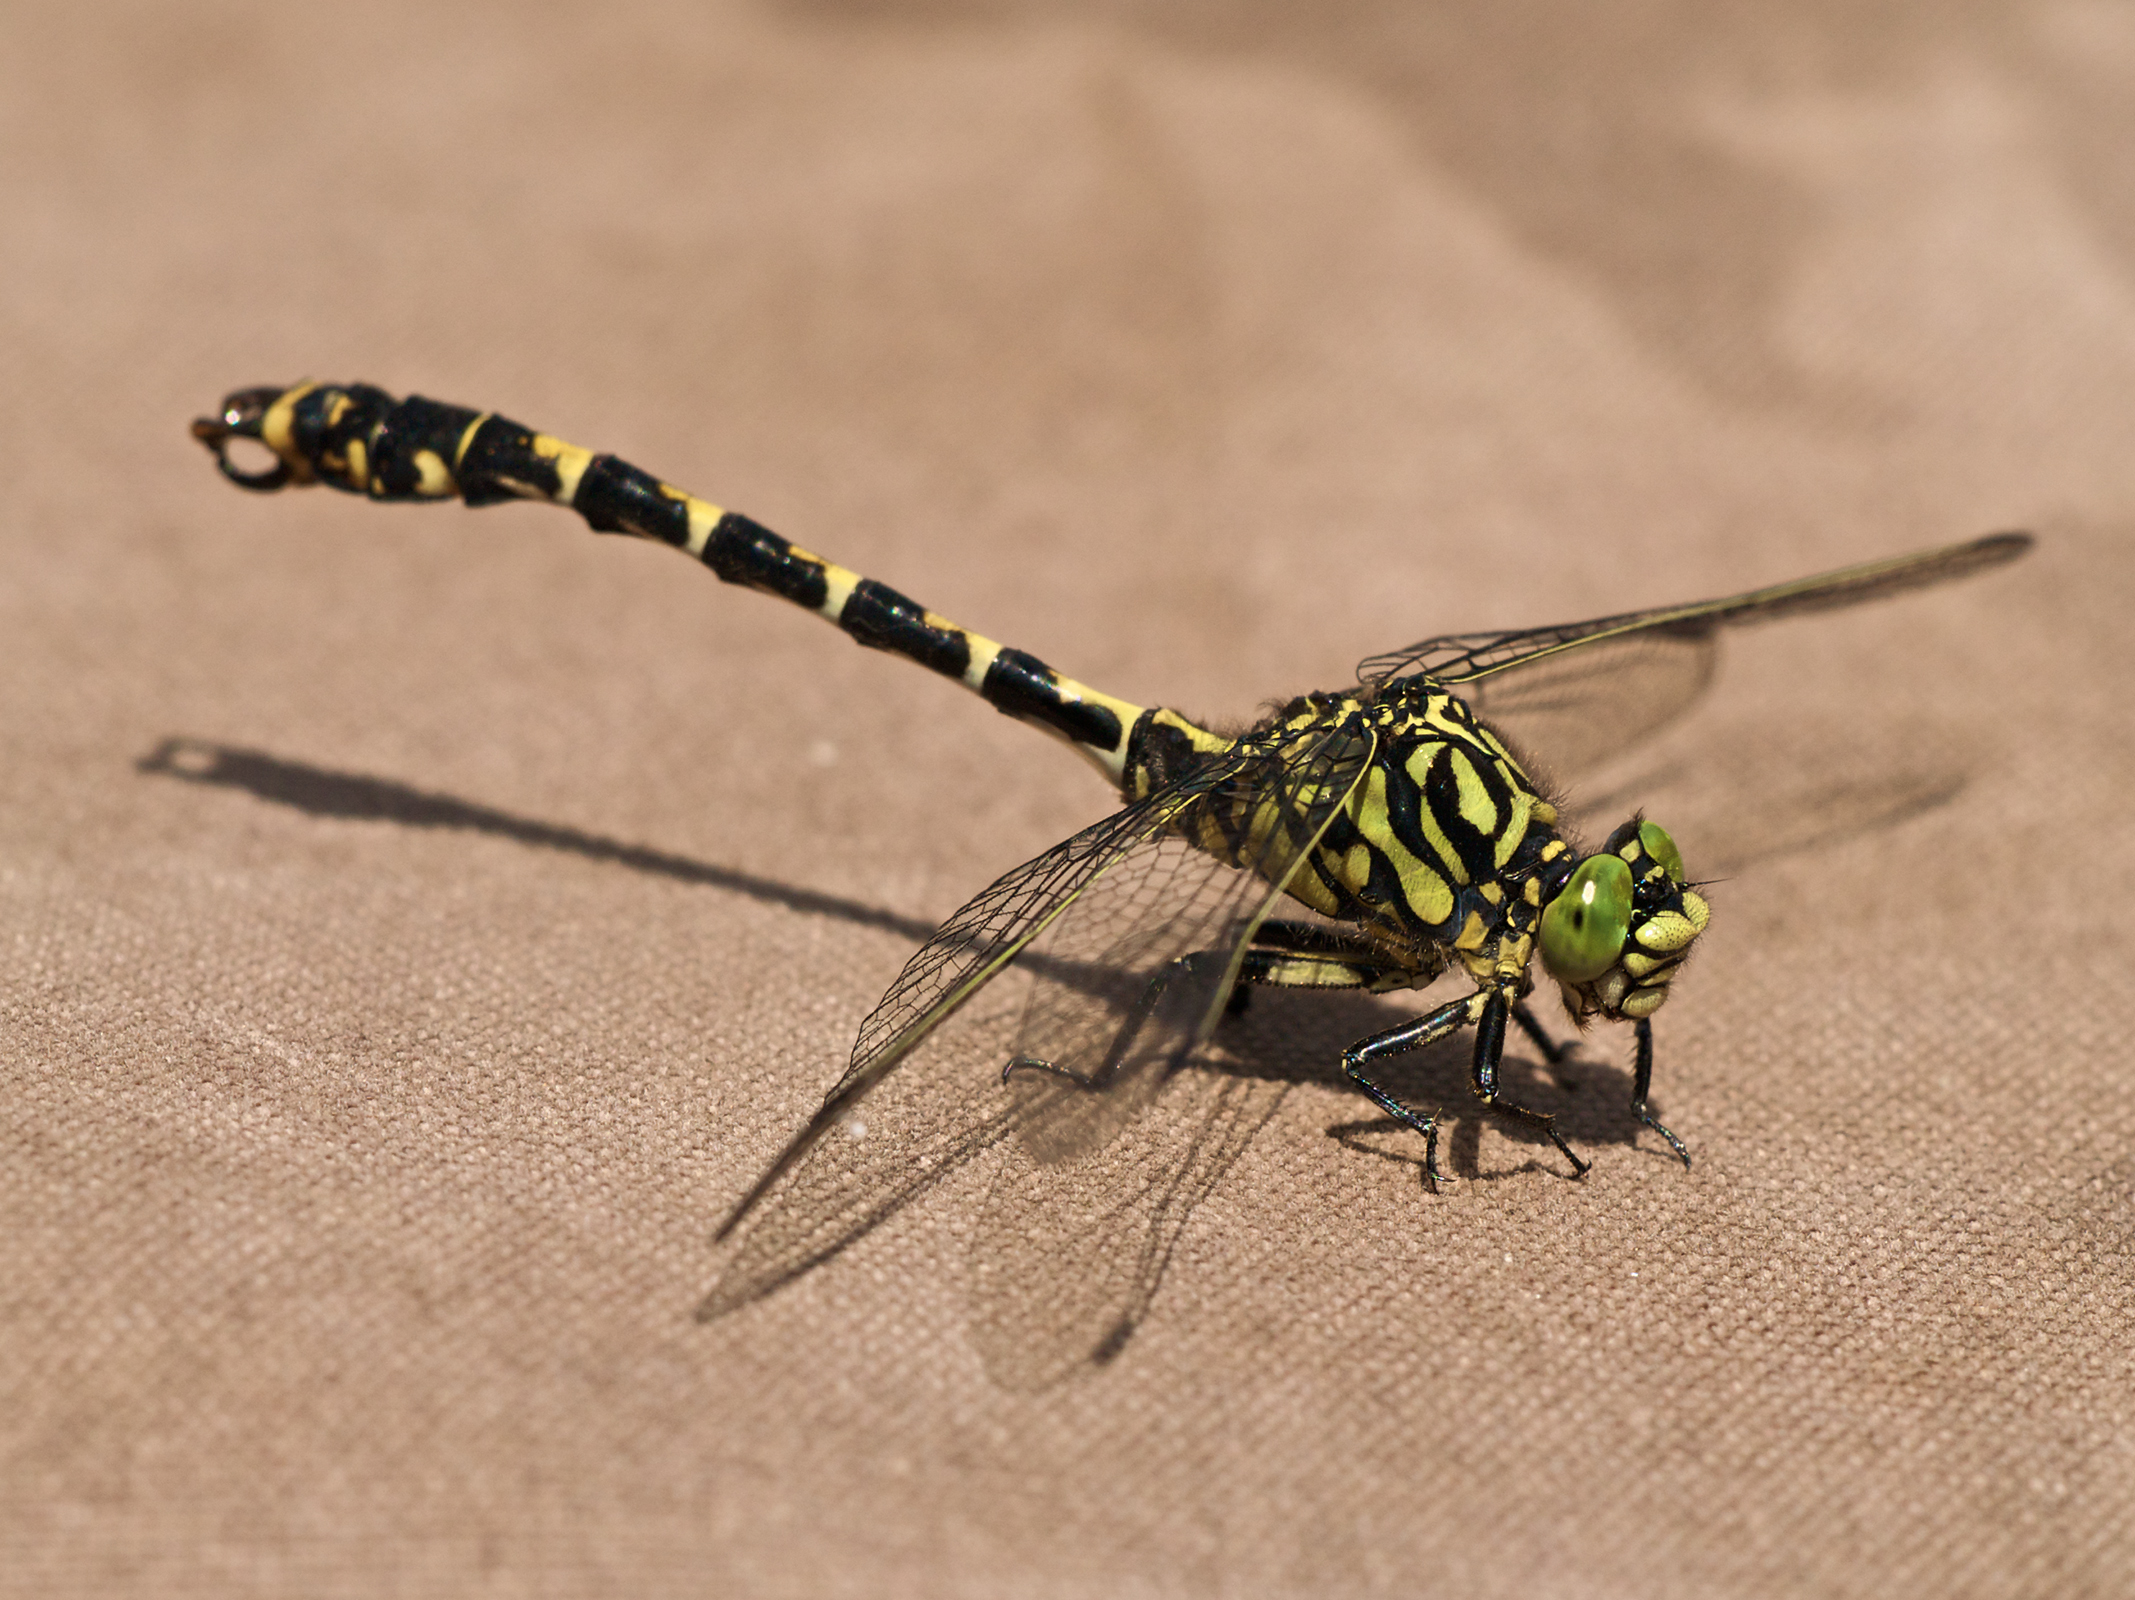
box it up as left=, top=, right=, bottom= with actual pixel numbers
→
left=1459, top=629, right=1717, bottom=786
left=966, top=1062, right=1291, bottom=1392
left=703, top=768, right=1238, bottom=1260
left=701, top=717, right=1375, bottom=1330
left=1356, top=533, right=2030, bottom=779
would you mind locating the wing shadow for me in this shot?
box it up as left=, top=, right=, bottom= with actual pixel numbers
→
left=701, top=969, right=1670, bottom=1391
left=969, top=976, right=1691, bottom=1390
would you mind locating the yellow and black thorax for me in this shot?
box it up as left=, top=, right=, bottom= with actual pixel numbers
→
left=1124, top=678, right=1569, bottom=985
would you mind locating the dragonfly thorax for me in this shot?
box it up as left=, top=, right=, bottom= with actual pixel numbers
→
left=1280, top=682, right=1572, bottom=982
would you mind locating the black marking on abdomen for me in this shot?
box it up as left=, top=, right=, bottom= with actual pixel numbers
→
left=982, top=648, right=1124, bottom=750
left=574, top=456, right=691, bottom=549
left=1123, top=712, right=1198, bottom=796
left=704, top=512, right=831, bottom=610
left=213, top=381, right=1161, bottom=778
left=842, top=579, right=973, bottom=679
left=287, top=383, right=395, bottom=489
left=368, top=395, right=481, bottom=498
left=456, top=414, right=562, bottom=504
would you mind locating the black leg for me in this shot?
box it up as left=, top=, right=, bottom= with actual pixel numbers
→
left=1341, top=995, right=1473, bottom=1192
left=1251, top=919, right=1386, bottom=956
left=1469, top=993, right=1590, bottom=1179
left=1511, top=1000, right=1570, bottom=1066
left=1005, top=949, right=1220, bottom=1092
left=1631, top=1017, right=1691, bottom=1168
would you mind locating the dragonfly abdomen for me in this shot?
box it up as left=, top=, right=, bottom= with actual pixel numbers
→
left=194, top=381, right=1159, bottom=783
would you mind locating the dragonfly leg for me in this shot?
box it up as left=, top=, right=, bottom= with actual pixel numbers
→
left=1251, top=919, right=1387, bottom=956
left=1511, top=1000, right=1571, bottom=1066
left=1631, top=1017, right=1692, bottom=1168
left=1230, top=920, right=1430, bottom=1007
left=1471, top=992, right=1590, bottom=1180
left=1340, top=994, right=1475, bottom=1192
left=1004, top=948, right=1229, bottom=1092
left=1222, top=921, right=1401, bottom=1016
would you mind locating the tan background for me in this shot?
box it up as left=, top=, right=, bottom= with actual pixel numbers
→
left=4, top=1, right=2132, bottom=1594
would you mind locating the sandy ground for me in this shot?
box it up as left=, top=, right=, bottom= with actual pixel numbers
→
left=4, top=2, right=2131, bottom=1594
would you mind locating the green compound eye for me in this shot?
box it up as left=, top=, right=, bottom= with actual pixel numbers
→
left=1637, top=820, right=1685, bottom=884
left=1540, top=854, right=1634, bottom=984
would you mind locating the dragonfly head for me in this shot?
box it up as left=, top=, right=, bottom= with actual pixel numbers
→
left=1537, top=818, right=1709, bottom=1025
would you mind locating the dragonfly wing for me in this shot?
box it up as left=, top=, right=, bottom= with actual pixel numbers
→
left=962, top=721, right=1378, bottom=1383
left=1462, top=629, right=1717, bottom=788
left=966, top=1063, right=1291, bottom=1392
left=1357, top=533, right=2030, bottom=784
left=698, top=775, right=1232, bottom=1318
left=994, top=718, right=1377, bottom=1165
left=701, top=718, right=1375, bottom=1327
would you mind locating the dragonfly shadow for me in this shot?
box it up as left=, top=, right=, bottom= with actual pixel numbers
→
left=969, top=981, right=1692, bottom=1390
left=705, top=973, right=1695, bottom=1394
left=141, top=710, right=1952, bottom=1384
left=135, top=736, right=940, bottom=945
left=1228, top=985, right=1672, bottom=1185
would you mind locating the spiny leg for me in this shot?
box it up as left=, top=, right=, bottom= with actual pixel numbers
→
left=1512, top=1000, right=1572, bottom=1068
left=1226, top=919, right=1439, bottom=1015
left=1248, top=919, right=1389, bottom=959
left=1340, top=995, right=1475, bottom=1192
left=1004, top=948, right=1227, bottom=1093
left=1631, top=1017, right=1692, bottom=1168
left=1468, top=993, right=1590, bottom=1180
left=1012, top=923, right=1406, bottom=1090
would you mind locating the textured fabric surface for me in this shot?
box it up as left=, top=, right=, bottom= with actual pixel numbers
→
left=4, top=2, right=2130, bottom=1595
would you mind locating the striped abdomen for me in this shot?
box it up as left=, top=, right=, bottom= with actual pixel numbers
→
left=196, top=382, right=1164, bottom=786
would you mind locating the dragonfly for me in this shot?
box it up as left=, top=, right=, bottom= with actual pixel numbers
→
left=195, top=381, right=2032, bottom=1358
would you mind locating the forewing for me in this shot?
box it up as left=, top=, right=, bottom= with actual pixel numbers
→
left=701, top=717, right=1375, bottom=1338
left=996, top=717, right=1364, bottom=1168
left=1357, top=533, right=2030, bottom=781
left=1460, top=629, right=1717, bottom=786
left=699, top=767, right=1237, bottom=1308
left=962, top=719, right=1378, bottom=1381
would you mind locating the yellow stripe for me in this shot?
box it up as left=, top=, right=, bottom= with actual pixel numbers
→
left=452, top=413, right=488, bottom=469
left=1403, top=742, right=1439, bottom=791
left=1451, top=750, right=1499, bottom=835
left=530, top=435, right=594, bottom=503
left=1493, top=786, right=1535, bottom=869
left=1399, top=747, right=1468, bottom=884
left=1361, top=770, right=1456, bottom=924
left=410, top=448, right=454, bottom=498
left=260, top=382, right=318, bottom=478
left=1473, top=722, right=1522, bottom=769
left=961, top=635, right=1003, bottom=693
left=817, top=562, right=860, bottom=623
left=681, top=495, right=724, bottom=556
